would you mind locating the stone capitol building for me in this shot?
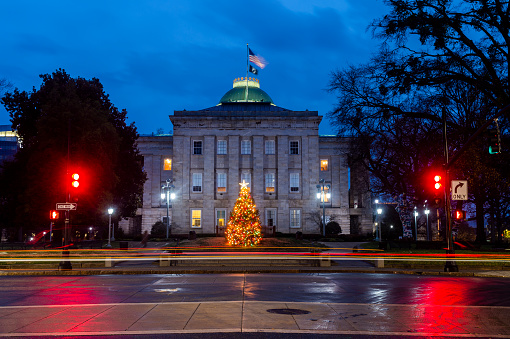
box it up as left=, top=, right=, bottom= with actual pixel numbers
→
left=124, top=77, right=373, bottom=237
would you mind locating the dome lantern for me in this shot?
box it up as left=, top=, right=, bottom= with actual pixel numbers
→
left=219, top=77, right=274, bottom=104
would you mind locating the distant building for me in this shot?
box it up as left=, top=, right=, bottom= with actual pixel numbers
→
left=0, top=125, right=20, bottom=166
left=122, top=78, right=373, bottom=236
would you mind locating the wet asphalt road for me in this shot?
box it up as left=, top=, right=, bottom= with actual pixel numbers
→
left=1, top=273, right=509, bottom=307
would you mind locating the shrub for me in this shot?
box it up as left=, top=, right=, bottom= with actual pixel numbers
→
left=151, top=221, right=166, bottom=238
left=325, top=221, right=341, bottom=235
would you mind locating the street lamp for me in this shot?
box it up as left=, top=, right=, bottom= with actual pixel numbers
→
left=425, top=208, right=430, bottom=241
left=376, top=208, right=382, bottom=241
left=161, top=179, right=175, bottom=239
left=316, top=179, right=331, bottom=237
left=414, top=207, right=419, bottom=241
left=106, top=207, right=113, bottom=248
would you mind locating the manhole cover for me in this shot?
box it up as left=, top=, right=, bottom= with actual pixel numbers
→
left=266, top=308, right=310, bottom=315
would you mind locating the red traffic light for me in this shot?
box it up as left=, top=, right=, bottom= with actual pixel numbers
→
left=454, top=210, right=466, bottom=220
left=49, top=210, right=59, bottom=220
left=434, top=175, right=442, bottom=190
left=71, top=173, right=80, bottom=188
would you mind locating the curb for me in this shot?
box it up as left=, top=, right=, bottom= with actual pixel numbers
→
left=1, top=266, right=509, bottom=278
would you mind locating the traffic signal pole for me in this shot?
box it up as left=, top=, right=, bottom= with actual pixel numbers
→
left=440, top=103, right=510, bottom=272
left=442, top=108, right=458, bottom=272
left=59, top=120, right=72, bottom=271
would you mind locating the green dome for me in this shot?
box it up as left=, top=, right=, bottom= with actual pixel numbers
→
left=219, top=78, right=273, bottom=104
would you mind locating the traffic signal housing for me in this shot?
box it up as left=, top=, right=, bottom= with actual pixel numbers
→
left=432, top=174, right=443, bottom=207
left=71, top=173, right=80, bottom=188
left=434, top=175, right=442, bottom=190
left=49, top=210, right=59, bottom=220
left=488, top=129, right=501, bottom=154
left=454, top=210, right=466, bottom=220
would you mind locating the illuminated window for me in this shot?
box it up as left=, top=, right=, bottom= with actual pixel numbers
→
left=290, top=173, right=299, bottom=192
left=192, top=173, right=202, bottom=192
left=290, top=209, right=301, bottom=228
left=191, top=209, right=201, bottom=228
left=319, top=186, right=331, bottom=203
left=265, top=173, right=275, bottom=192
left=217, top=172, right=227, bottom=192
left=265, top=140, right=275, bottom=154
left=289, top=141, right=299, bottom=155
left=193, top=140, right=202, bottom=155
left=217, top=140, right=227, bottom=154
left=321, top=160, right=329, bottom=171
left=241, top=140, right=251, bottom=154
left=164, top=158, right=172, bottom=171
left=216, top=209, right=226, bottom=227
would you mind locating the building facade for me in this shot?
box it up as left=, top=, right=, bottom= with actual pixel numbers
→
left=0, top=125, right=20, bottom=166
left=129, top=78, right=373, bottom=236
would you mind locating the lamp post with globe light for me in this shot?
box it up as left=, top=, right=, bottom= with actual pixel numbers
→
left=316, top=179, right=331, bottom=237
left=376, top=208, right=382, bottom=241
left=414, top=207, right=419, bottom=241
left=425, top=208, right=430, bottom=241
left=106, top=208, right=113, bottom=248
left=161, top=179, right=175, bottom=239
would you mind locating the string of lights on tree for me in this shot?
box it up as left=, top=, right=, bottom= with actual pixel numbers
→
left=225, top=181, right=262, bottom=247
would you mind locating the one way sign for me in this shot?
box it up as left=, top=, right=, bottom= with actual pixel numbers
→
left=451, top=180, right=468, bottom=200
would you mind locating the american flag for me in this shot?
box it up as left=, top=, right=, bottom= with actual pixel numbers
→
left=249, top=48, right=267, bottom=69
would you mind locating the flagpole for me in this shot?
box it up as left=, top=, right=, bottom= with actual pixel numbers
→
left=245, top=43, right=249, bottom=101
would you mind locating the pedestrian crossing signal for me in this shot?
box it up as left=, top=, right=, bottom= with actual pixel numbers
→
left=454, top=210, right=466, bottom=220
left=49, top=210, right=59, bottom=220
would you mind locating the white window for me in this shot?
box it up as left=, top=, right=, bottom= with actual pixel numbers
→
left=191, top=209, right=201, bottom=228
left=192, top=173, right=202, bottom=192
left=217, top=140, right=227, bottom=155
left=290, top=209, right=301, bottom=228
left=290, top=173, right=299, bottom=192
left=241, top=172, right=251, bottom=191
left=265, top=173, right=275, bottom=192
left=266, top=209, right=276, bottom=228
left=289, top=141, right=299, bottom=155
left=265, top=140, right=275, bottom=154
left=193, top=140, right=202, bottom=155
left=217, top=172, right=227, bottom=192
left=241, top=140, right=251, bottom=154
left=216, top=209, right=227, bottom=228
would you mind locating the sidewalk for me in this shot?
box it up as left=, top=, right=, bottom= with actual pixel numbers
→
left=1, top=300, right=510, bottom=337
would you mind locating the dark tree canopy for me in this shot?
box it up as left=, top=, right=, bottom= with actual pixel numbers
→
left=328, top=0, right=510, bottom=241
left=0, top=69, right=146, bottom=234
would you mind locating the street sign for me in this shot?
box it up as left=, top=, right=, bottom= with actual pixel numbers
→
left=451, top=180, right=468, bottom=200
left=56, top=203, right=78, bottom=211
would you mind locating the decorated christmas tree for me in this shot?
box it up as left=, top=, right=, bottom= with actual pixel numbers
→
left=225, top=181, right=262, bottom=246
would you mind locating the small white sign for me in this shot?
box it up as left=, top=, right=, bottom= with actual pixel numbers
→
left=56, top=203, right=78, bottom=210
left=451, top=180, right=468, bottom=200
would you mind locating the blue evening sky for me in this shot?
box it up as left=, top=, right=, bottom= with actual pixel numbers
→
left=0, top=0, right=388, bottom=136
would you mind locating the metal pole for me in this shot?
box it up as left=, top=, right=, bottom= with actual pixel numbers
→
left=425, top=210, right=430, bottom=241
left=106, top=208, right=113, bottom=248
left=322, top=192, right=326, bottom=237
left=166, top=190, right=170, bottom=239
left=414, top=209, right=418, bottom=241
left=442, top=107, right=458, bottom=272
left=111, top=220, right=115, bottom=241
